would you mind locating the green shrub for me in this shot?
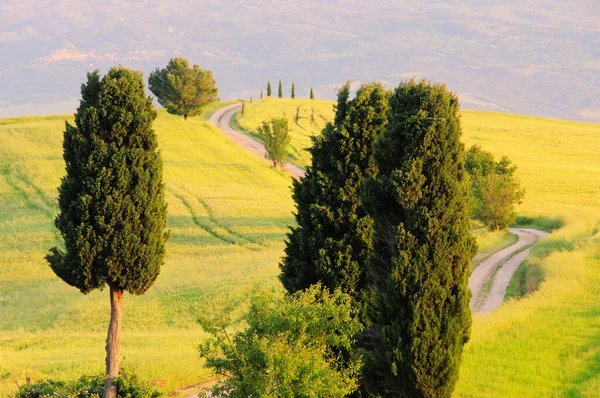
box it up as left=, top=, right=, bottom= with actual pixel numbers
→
left=15, top=368, right=161, bottom=398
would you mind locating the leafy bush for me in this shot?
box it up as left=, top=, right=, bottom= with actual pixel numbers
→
left=15, top=368, right=161, bottom=398
left=198, top=285, right=363, bottom=398
left=465, top=145, right=525, bottom=230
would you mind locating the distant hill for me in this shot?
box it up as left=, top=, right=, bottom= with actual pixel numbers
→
left=0, top=1, right=599, bottom=121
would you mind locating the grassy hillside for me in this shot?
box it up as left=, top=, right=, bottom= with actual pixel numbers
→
left=2, top=100, right=600, bottom=396
left=233, top=97, right=335, bottom=168
left=0, top=106, right=295, bottom=394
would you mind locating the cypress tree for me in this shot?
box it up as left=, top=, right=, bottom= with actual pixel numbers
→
left=291, top=82, right=296, bottom=99
left=278, top=79, right=283, bottom=98
left=47, top=68, right=169, bottom=398
left=260, top=90, right=263, bottom=99
left=362, top=80, right=475, bottom=397
left=267, top=81, right=272, bottom=97
left=310, top=87, right=314, bottom=100
left=280, top=82, right=389, bottom=306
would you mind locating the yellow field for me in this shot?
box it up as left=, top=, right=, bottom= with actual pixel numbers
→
left=2, top=98, right=600, bottom=396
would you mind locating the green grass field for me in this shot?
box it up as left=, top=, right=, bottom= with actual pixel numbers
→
left=2, top=99, right=600, bottom=396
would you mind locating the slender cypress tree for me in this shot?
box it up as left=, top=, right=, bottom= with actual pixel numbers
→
left=260, top=90, right=263, bottom=99
left=47, top=68, right=168, bottom=398
left=267, top=81, right=272, bottom=97
left=291, top=82, right=296, bottom=99
left=362, top=80, right=475, bottom=397
left=280, top=82, right=389, bottom=306
left=310, top=87, right=315, bottom=100
left=278, top=79, right=283, bottom=98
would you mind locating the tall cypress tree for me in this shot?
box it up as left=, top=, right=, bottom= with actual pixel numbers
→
left=310, top=87, right=314, bottom=100
left=362, top=80, right=475, bottom=397
left=291, top=82, right=296, bottom=99
left=260, top=90, right=263, bottom=99
left=280, top=82, right=389, bottom=306
left=47, top=68, right=169, bottom=398
left=267, top=81, right=272, bottom=97
left=278, top=79, right=283, bottom=98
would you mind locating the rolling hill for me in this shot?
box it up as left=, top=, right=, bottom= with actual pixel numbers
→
left=1, top=100, right=600, bottom=396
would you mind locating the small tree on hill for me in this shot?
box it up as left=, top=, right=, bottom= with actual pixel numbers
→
left=278, top=80, right=283, bottom=98
left=310, top=88, right=315, bottom=100
left=280, top=82, right=389, bottom=307
left=291, top=82, right=296, bottom=99
left=465, top=145, right=524, bottom=230
left=260, top=90, right=263, bottom=99
left=47, top=68, right=169, bottom=398
left=362, top=80, right=475, bottom=397
left=148, top=57, right=218, bottom=120
left=257, top=116, right=290, bottom=168
left=267, top=81, right=272, bottom=97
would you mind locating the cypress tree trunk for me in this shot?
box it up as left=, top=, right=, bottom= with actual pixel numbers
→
left=104, top=285, right=125, bottom=398
left=184, top=114, right=188, bottom=120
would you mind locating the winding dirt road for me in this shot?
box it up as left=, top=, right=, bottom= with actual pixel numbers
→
left=208, top=105, right=547, bottom=315
left=209, top=103, right=305, bottom=179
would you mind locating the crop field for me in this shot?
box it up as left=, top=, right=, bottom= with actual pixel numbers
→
left=2, top=99, right=600, bottom=396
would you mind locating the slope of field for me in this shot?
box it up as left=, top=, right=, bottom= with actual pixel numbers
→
left=233, top=98, right=335, bottom=168
left=0, top=106, right=295, bottom=394
left=237, top=99, right=600, bottom=396
left=2, top=101, right=600, bottom=396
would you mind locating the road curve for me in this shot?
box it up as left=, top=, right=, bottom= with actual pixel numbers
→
left=470, top=228, right=548, bottom=314
left=208, top=105, right=547, bottom=315
left=209, top=103, right=305, bottom=179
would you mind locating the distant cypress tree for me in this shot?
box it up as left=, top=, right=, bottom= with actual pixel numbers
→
left=362, top=80, right=475, bottom=397
left=267, top=82, right=272, bottom=97
left=291, top=82, right=296, bottom=99
left=310, top=87, right=315, bottom=100
left=280, top=82, right=389, bottom=307
left=260, top=90, right=263, bottom=99
left=47, top=68, right=169, bottom=398
left=278, top=79, right=283, bottom=98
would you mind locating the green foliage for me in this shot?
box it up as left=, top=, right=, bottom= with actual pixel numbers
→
left=278, top=80, right=283, bottom=98
left=241, top=100, right=245, bottom=115
left=513, top=215, right=564, bottom=232
left=267, top=81, right=272, bottom=97
left=362, top=80, right=476, bottom=397
left=256, top=116, right=291, bottom=168
left=465, top=145, right=525, bottom=230
left=291, top=82, right=296, bottom=99
left=148, top=58, right=218, bottom=120
left=310, top=88, right=314, bottom=100
left=198, top=285, right=363, bottom=398
left=47, top=67, right=169, bottom=295
left=280, top=83, right=389, bottom=309
left=15, top=368, right=161, bottom=398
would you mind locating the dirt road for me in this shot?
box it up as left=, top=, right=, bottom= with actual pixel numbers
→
left=470, top=228, right=548, bottom=313
left=209, top=103, right=305, bottom=179
left=208, top=105, right=547, bottom=315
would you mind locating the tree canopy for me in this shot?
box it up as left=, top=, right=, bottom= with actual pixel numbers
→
left=47, top=67, right=168, bottom=398
left=148, top=57, right=218, bottom=120
left=280, top=82, right=389, bottom=307
left=257, top=116, right=291, bottom=168
left=362, top=80, right=475, bottom=397
left=465, top=145, right=524, bottom=230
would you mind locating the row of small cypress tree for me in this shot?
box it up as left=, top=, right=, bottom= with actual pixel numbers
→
left=280, top=80, right=475, bottom=397
left=262, top=80, right=314, bottom=100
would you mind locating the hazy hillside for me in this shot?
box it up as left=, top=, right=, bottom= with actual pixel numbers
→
left=1, top=0, right=599, bottom=121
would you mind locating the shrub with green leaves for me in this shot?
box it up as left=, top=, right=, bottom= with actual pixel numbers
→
left=15, top=368, right=161, bottom=398
left=198, top=285, right=363, bottom=398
